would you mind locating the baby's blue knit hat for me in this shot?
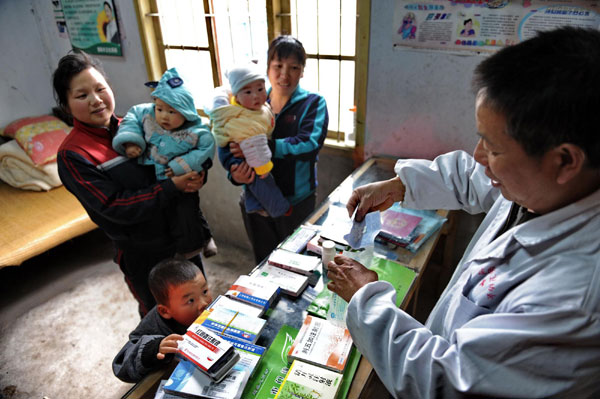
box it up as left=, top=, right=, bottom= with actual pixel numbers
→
left=148, top=67, right=200, bottom=122
left=226, top=63, right=265, bottom=95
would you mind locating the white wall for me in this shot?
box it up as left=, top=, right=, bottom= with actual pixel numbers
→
left=365, top=0, right=485, bottom=160
left=0, top=0, right=483, bottom=253
left=0, top=0, right=149, bottom=127
left=0, top=0, right=354, bottom=252
left=0, top=1, right=66, bottom=124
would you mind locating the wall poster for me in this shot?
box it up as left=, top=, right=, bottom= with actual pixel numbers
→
left=61, top=0, right=122, bottom=56
left=393, top=0, right=599, bottom=53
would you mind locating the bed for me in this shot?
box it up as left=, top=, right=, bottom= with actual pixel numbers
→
left=0, top=182, right=96, bottom=267
left=0, top=115, right=96, bottom=267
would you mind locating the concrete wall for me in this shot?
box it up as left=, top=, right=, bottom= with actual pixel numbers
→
left=364, top=0, right=485, bottom=160
left=0, top=0, right=149, bottom=122
left=0, top=0, right=482, bottom=254
left=1, top=0, right=487, bottom=159
left=363, top=0, right=486, bottom=259
left=0, top=1, right=66, bottom=123
left=0, top=0, right=354, bottom=252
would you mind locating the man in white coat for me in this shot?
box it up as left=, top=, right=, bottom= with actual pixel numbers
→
left=327, top=27, right=600, bottom=398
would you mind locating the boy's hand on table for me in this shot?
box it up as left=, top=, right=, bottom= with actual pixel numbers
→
left=157, top=334, right=184, bottom=360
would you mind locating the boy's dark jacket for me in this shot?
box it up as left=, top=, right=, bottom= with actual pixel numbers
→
left=112, top=306, right=187, bottom=383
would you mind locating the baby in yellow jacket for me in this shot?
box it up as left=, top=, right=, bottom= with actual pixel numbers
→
left=207, top=63, right=291, bottom=217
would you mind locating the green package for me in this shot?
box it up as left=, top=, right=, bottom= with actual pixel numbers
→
left=369, top=257, right=416, bottom=307
left=242, top=324, right=299, bottom=399
left=306, top=287, right=332, bottom=318
left=337, top=346, right=362, bottom=399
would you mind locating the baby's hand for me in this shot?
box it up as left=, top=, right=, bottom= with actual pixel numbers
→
left=230, top=142, right=244, bottom=159
left=165, top=168, right=174, bottom=178
left=157, top=334, right=184, bottom=360
left=124, top=143, right=142, bottom=158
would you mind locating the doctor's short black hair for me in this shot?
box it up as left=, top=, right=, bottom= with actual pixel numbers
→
left=148, top=258, right=202, bottom=306
left=472, top=27, right=600, bottom=168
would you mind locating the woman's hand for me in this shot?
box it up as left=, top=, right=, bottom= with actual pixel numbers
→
left=171, top=170, right=205, bottom=192
left=231, top=162, right=255, bottom=184
left=346, top=177, right=406, bottom=222
left=327, top=255, right=378, bottom=303
left=230, top=142, right=244, bottom=159
left=157, top=334, right=184, bottom=360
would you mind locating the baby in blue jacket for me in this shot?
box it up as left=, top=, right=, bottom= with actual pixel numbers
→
left=113, top=68, right=217, bottom=258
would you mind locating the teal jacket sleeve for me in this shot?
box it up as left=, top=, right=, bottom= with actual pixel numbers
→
left=273, top=94, right=328, bottom=160
left=112, top=104, right=154, bottom=155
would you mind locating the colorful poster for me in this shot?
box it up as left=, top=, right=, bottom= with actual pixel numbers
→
left=61, top=0, right=122, bottom=56
left=393, top=0, right=600, bottom=53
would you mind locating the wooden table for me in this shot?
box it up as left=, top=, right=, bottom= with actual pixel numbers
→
left=304, top=157, right=451, bottom=398
left=122, top=157, right=453, bottom=399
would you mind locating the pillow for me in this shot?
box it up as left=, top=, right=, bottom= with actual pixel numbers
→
left=2, top=115, right=71, bottom=165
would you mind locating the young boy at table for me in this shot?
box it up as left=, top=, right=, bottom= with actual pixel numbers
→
left=112, top=258, right=213, bottom=383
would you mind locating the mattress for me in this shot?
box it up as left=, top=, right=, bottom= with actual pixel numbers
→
left=0, top=182, right=97, bottom=267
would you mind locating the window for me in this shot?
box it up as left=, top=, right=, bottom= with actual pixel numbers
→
left=287, top=0, right=356, bottom=144
left=134, top=0, right=370, bottom=148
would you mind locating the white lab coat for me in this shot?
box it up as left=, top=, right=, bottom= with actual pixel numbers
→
left=347, top=150, right=600, bottom=398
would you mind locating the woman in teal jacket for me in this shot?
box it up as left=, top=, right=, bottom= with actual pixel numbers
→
left=226, top=36, right=329, bottom=263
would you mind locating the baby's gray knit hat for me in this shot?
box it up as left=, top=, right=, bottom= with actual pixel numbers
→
left=226, top=62, right=265, bottom=95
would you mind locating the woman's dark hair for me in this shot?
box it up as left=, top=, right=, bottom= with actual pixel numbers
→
left=52, top=52, right=108, bottom=113
left=463, top=19, right=472, bottom=25
left=472, top=27, right=600, bottom=168
left=148, top=258, right=202, bottom=306
left=267, top=35, right=307, bottom=68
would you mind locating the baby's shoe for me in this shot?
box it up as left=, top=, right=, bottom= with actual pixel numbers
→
left=240, top=134, right=273, bottom=175
left=203, top=238, right=218, bottom=258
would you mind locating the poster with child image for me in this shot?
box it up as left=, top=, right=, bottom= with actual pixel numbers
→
left=393, top=0, right=599, bottom=53
left=61, top=0, right=122, bottom=56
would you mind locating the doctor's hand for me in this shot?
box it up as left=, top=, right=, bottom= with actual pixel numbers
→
left=327, top=255, right=378, bottom=303
left=231, top=162, right=255, bottom=185
left=346, top=176, right=406, bottom=222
